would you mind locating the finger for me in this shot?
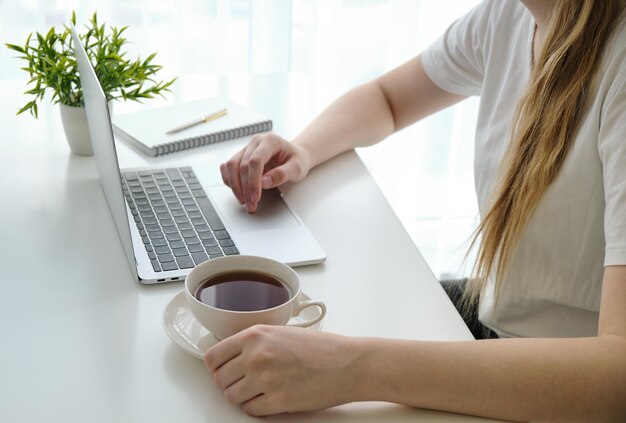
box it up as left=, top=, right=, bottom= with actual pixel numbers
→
left=219, top=162, right=230, bottom=187
left=225, top=377, right=263, bottom=405
left=204, top=336, right=244, bottom=373
left=262, top=160, right=301, bottom=189
left=246, top=146, right=276, bottom=213
left=225, top=150, right=245, bottom=204
left=212, top=355, right=245, bottom=390
left=241, top=394, right=274, bottom=417
left=239, top=145, right=259, bottom=211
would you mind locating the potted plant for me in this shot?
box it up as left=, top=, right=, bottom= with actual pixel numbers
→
left=5, top=12, right=176, bottom=156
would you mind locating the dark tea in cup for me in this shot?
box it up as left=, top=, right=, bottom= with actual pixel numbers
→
left=185, top=255, right=326, bottom=340
left=195, top=271, right=292, bottom=312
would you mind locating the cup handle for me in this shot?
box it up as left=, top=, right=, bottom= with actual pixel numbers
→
left=287, top=300, right=327, bottom=328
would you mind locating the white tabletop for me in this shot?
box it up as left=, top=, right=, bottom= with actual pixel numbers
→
left=0, top=74, right=502, bottom=422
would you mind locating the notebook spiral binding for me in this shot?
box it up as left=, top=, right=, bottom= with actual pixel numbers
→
left=155, top=120, right=273, bottom=156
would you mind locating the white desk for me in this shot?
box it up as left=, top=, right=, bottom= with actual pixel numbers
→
left=0, top=75, right=502, bottom=422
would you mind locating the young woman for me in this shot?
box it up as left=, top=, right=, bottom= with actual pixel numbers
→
left=204, top=0, right=626, bottom=421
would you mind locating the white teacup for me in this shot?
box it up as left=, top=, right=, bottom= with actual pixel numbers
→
left=185, top=255, right=326, bottom=341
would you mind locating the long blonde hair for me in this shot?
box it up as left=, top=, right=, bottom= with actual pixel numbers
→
left=465, top=0, right=625, bottom=306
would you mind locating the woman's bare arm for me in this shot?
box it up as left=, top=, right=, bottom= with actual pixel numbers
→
left=205, top=266, right=626, bottom=422
left=221, top=55, right=465, bottom=212
left=293, top=54, right=466, bottom=168
left=350, top=266, right=626, bottom=422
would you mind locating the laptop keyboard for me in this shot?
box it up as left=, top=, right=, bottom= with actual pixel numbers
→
left=121, top=167, right=239, bottom=273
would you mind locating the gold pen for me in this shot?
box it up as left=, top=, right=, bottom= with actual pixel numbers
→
left=166, top=108, right=228, bottom=134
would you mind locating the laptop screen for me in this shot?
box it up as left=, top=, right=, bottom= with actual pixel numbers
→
left=71, top=25, right=138, bottom=280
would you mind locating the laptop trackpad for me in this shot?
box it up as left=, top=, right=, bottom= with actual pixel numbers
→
left=207, top=185, right=300, bottom=233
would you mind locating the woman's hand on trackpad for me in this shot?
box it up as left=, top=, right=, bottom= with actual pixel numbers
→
left=220, top=133, right=312, bottom=213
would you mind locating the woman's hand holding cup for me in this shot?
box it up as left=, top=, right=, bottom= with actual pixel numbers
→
left=220, top=133, right=312, bottom=213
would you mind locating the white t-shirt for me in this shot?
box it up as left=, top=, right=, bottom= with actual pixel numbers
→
left=422, top=0, right=626, bottom=338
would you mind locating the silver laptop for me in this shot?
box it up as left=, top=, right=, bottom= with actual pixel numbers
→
left=71, top=26, right=325, bottom=284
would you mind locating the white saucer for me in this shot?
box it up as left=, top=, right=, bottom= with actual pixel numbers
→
left=163, top=290, right=324, bottom=359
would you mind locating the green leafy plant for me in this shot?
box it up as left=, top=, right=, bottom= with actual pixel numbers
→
left=5, top=11, right=176, bottom=117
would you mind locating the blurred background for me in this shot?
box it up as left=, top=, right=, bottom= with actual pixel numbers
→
left=1, top=0, right=481, bottom=279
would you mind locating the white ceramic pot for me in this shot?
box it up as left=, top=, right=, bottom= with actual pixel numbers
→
left=59, top=102, right=113, bottom=156
left=59, top=103, right=93, bottom=156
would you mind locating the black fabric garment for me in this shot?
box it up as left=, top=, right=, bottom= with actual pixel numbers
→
left=440, top=279, right=499, bottom=340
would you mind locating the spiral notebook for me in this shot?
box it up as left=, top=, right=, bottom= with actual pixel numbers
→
left=112, top=97, right=273, bottom=156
